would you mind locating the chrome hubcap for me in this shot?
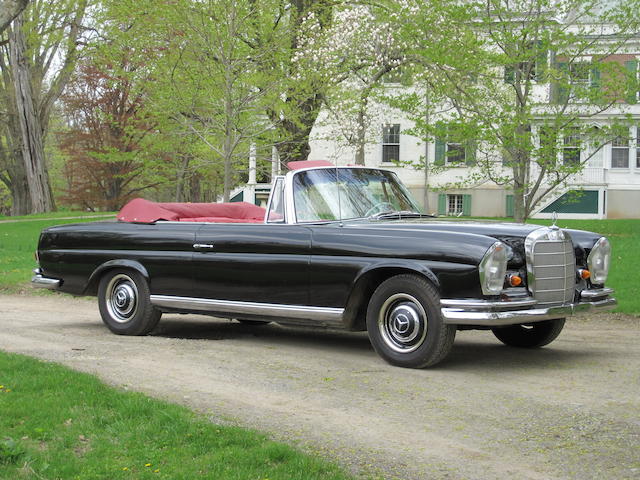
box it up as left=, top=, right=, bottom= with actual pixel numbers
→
left=105, top=274, right=138, bottom=323
left=378, top=293, right=428, bottom=353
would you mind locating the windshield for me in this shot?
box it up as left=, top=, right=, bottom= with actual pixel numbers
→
left=292, top=168, right=421, bottom=222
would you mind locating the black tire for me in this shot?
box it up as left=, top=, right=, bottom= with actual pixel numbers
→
left=97, top=269, right=162, bottom=335
left=236, top=319, right=271, bottom=325
left=366, top=274, right=456, bottom=369
left=492, top=318, right=565, bottom=348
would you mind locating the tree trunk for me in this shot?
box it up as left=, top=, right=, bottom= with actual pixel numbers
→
left=354, top=105, right=366, bottom=165
left=174, top=154, right=191, bottom=202
left=512, top=154, right=527, bottom=223
left=7, top=164, right=30, bottom=215
left=9, top=15, right=54, bottom=213
left=0, top=0, right=28, bottom=34
left=222, top=91, right=233, bottom=203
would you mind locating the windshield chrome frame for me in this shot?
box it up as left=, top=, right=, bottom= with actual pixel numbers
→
left=283, top=166, right=410, bottom=225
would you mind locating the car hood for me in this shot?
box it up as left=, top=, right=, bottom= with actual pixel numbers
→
left=344, top=218, right=602, bottom=268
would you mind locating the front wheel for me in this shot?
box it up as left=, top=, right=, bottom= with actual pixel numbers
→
left=491, top=318, right=565, bottom=348
left=98, top=269, right=161, bottom=335
left=366, top=274, right=456, bottom=368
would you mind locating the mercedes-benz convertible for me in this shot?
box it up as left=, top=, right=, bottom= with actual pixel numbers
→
left=32, top=161, right=616, bottom=368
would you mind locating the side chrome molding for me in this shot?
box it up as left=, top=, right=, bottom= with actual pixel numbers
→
left=150, top=295, right=345, bottom=327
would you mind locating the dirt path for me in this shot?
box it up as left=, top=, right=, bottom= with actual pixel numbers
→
left=1, top=294, right=638, bottom=479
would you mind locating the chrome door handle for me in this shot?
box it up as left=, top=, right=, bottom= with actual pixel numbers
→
left=193, top=243, right=214, bottom=250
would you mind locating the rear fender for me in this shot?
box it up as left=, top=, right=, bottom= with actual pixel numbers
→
left=84, top=260, right=149, bottom=296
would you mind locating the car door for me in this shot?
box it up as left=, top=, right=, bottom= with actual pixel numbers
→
left=192, top=223, right=311, bottom=305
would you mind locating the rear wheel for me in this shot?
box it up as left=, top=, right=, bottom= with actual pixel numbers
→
left=366, top=274, right=456, bottom=368
left=98, top=269, right=161, bottom=335
left=491, top=318, right=565, bottom=348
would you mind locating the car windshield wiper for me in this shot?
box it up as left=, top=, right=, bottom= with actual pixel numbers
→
left=368, top=210, right=431, bottom=220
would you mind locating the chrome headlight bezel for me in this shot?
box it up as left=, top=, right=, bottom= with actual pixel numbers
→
left=587, top=237, right=611, bottom=285
left=479, top=241, right=508, bottom=295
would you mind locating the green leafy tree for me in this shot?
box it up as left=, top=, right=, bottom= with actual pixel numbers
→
left=392, top=0, right=640, bottom=221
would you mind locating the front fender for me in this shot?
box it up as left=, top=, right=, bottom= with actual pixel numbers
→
left=342, top=261, right=441, bottom=331
left=84, top=259, right=149, bottom=295
left=354, top=260, right=441, bottom=290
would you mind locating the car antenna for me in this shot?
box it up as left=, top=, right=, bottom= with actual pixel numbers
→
left=335, top=159, right=343, bottom=227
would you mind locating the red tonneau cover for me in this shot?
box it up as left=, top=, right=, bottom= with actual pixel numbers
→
left=118, top=198, right=266, bottom=223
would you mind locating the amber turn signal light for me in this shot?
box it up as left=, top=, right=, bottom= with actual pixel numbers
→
left=578, top=269, right=590, bottom=279
left=507, top=274, right=522, bottom=287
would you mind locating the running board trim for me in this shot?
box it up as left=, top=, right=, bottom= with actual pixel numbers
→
left=150, top=295, right=344, bottom=326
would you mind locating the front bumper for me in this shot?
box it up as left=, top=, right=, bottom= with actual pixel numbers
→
left=31, top=268, right=61, bottom=289
left=440, top=289, right=616, bottom=327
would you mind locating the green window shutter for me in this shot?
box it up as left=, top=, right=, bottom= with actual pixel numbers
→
left=435, top=137, right=446, bottom=165
left=535, top=42, right=547, bottom=81
left=625, top=60, right=637, bottom=104
left=465, top=139, right=477, bottom=166
left=437, top=194, right=446, bottom=215
left=553, top=62, right=568, bottom=104
left=504, top=65, right=515, bottom=84
left=506, top=194, right=514, bottom=218
left=462, top=194, right=472, bottom=216
left=590, top=64, right=601, bottom=89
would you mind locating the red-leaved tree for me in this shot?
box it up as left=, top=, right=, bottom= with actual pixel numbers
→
left=59, top=59, right=162, bottom=211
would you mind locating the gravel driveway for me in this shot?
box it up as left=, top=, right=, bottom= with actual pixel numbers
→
left=1, top=294, right=638, bottom=479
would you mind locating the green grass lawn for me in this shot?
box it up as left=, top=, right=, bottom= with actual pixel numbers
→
left=0, top=215, right=114, bottom=292
left=0, top=211, right=115, bottom=221
left=0, top=213, right=637, bottom=314
left=0, top=351, right=355, bottom=480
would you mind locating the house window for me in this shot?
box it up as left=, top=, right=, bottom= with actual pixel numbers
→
left=570, top=62, right=591, bottom=87
left=553, top=60, right=597, bottom=103
left=447, top=194, right=464, bottom=215
left=611, top=136, right=629, bottom=168
left=438, top=193, right=471, bottom=216
left=538, top=126, right=558, bottom=165
left=563, top=130, right=581, bottom=165
left=382, top=124, right=400, bottom=163
left=504, top=42, right=547, bottom=83
left=446, top=142, right=465, bottom=164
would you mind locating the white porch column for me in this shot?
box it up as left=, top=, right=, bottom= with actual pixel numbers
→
left=249, top=143, right=257, bottom=184
left=272, top=146, right=280, bottom=179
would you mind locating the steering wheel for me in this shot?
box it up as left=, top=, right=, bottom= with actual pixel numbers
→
left=364, top=202, right=395, bottom=217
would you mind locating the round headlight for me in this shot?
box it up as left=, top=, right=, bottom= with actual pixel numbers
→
left=479, top=242, right=508, bottom=295
left=587, top=237, right=611, bottom=285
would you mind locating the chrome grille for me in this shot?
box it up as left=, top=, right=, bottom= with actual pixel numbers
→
left=525, top=227, right=576, bottom=308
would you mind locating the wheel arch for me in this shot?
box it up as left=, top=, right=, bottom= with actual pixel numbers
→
left=342, top=263, right=440, bottom=331
left=84, top=260, right=150, bottom=296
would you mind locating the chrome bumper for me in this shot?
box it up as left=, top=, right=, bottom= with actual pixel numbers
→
left=31, top=268, right=61, bottom=289
left=441, top=289, right=616, bottom=327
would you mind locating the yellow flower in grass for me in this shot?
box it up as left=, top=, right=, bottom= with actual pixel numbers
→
left=154, top=469, right=160, bottom=473
left=145, top=463, right=152, bottom=467
left=122, top=467, right=129, bottom=471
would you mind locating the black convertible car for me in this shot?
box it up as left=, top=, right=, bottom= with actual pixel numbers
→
left=33, top=162, right=616, bottom=368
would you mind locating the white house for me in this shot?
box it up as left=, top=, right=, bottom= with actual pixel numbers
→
left=308, top=12, right=640, bottom=219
